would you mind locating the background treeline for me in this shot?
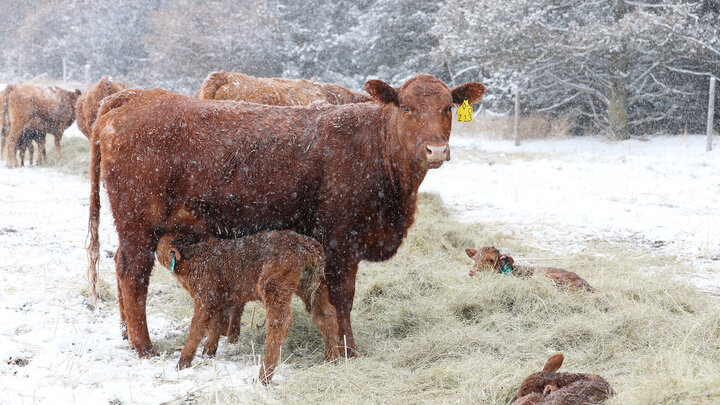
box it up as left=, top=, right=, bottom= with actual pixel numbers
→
left=1, top=0, right=718, bottom=137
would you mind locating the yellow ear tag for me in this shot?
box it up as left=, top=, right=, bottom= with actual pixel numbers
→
left=457, top=99, right=473, bottom=122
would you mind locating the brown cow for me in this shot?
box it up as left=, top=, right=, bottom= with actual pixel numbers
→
left=87, top=74, right=486, bottom=357
left=199, top=70, right=370, bottom=105
left=513, top=353, right=613, bottom=405
left=75, top=76, right=126, bottom=139
left=156, top=230, right=339, bottom=383
left=1, top=83, right=80, bottom=167
left=465, top=246, right=595, bottom=292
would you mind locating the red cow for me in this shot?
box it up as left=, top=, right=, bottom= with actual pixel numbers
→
left=75, top=76, right=126, bottom=139
left=87, top=74, right=486, bottom=357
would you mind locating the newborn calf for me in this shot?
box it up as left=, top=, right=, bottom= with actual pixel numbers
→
left=156, top=230, right=340, bottom=384
left=513, top=353, right=613, bottom=405
left=465, top=246, right=594, bottom=292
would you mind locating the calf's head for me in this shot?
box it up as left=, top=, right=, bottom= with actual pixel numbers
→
left=465, top=246, right=514, bottom=276
left=156, top=233, right=197, bottom=270
left=365, top=74, right=485, bottom=169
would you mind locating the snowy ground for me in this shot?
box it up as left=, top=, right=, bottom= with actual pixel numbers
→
left=1, top=132, right=719, bottom=404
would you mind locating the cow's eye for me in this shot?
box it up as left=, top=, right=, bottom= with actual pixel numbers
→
left=446, top=106, right=453, bottom=114
left=400, top=105, right=410, bottom=113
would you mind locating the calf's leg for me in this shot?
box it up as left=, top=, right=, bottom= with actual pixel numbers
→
left=226, top=304, right=244, bottom=344
left=179, top=306, right=214, bottom=369
left=258, top=302, right=293, bottom=385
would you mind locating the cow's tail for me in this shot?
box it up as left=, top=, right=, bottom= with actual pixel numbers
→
left=86, top=89, right=134, bottom=307
left=1, top=85, right=12, bottom=159
left=199, top=70, right=230, bottom=99
left=87, top=110, right=102, bottom=307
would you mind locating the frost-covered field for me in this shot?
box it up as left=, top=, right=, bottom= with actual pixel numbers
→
left=1, top=132, right=719, bottom=404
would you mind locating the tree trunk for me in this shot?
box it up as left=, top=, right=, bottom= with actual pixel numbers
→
left=608, top=1, right=631, bottom=140
left=608, top=51, right=629, bottom=140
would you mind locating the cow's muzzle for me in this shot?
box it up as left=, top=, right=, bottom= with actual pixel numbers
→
left=422, top=142, right=450, bottom=163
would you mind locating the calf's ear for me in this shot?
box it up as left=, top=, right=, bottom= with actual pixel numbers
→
left=451, top=82, right=486, bottom=106
left=542, top=353, right=564, bottom=373
left=170, top=247, right=182, bottom=262
left=465, top=248, right=478, bottom=259
left=499, top=254, right=514, bottom=267
left=364, top=80, right=398, bottom=104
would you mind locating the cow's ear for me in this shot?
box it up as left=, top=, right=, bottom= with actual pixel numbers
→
left=542, top=353, right=564, bottom=373
left=365, top=80, right=398, bottom=104
left=465, top=248, right=478, bottom=259
left=451, top=82, right=486, bottom=106
left=75, top=89, right=82, bottom=96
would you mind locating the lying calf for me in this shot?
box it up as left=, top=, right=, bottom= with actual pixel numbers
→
left=465, top=246, right=594, bottom=292
left=156, top=230, right=340, bottom=384
left=513, top=353, right=613, bottom=405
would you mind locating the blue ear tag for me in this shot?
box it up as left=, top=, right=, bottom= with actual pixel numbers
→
left=170, top=251, right=176, bottom=274
left=500, top=262, right=513, bottom=275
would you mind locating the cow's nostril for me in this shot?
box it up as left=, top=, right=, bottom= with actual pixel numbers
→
left=425, top=146, right=433, bottom=155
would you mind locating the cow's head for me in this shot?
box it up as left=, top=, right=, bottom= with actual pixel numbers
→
left=365, top=74, right=485, bottom=169
left=465, top=246, right=514, bottom=276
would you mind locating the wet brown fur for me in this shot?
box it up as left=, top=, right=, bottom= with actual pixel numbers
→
left=465, top=247, right=595, bottom=292
left=199, top=71, right=371, bottom=105
left=156, top=230, right=340, bottom=384
left=1, top=83, right=80, bottom=167
left=513, top=353, right=613, bottom=405
left=75, top=76, right=126, bottom=139
left=87, top=74, right=486, bottom=357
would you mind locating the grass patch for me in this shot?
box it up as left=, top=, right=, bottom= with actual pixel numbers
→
left=90, top=190, right=720, bottom=404
left=42, top=136, right=91, bottom=178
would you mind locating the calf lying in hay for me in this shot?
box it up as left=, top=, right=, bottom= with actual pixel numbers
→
left=465, top=246, right=595, bottom=292
left=156, top=230, right=340, bottom=384
left=513, top=353, right=613, bottom=405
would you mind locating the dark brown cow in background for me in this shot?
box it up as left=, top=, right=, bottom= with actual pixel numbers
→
left=199, top=70, right=371, bottom=105
left=88, top=74, right=485, bottom=357
left=1, top=83, right=80, bottom=167
left=75, top=76, right=126, bottom=139
left=13, top=128, right=47, bottom=166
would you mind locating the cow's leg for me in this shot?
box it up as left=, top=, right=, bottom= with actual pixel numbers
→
left=27, top=142, right=34, bottom=166
left=36, top=136, right=46, bottom=165
left=115, top=236, right=156, bottom=357
left=52, top=132, right=62, bottom=160
left=114, top=245, right=128, bottom=340
left=4, top=125, right=22, bottom=168
left=325, top=254, right=360, bottom=357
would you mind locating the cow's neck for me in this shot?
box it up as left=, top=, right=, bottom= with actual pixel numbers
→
left=378, top=110, right=429, bottom=224
left=380, top=110, right=429, bottom=197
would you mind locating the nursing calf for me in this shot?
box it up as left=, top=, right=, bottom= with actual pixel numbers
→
left=465, top=246, right=595, bottom=292
left=513, top=353, right=613, bottom=405
left=156, top=230, right=340, bottom=384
